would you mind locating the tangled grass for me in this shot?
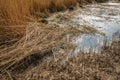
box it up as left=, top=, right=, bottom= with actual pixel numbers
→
left=0, top=22, right=80, bottom=72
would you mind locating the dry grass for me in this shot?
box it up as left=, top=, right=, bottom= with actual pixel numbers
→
left=0, top=0, right=78, bottom=25
left=0, top=0, right=97, bottom=48
left=0, top=25, right=25, bottom=49
left=0, top=22, right=81, bottom=72
left=0, top=0, right=119, bottom=80
left=0, top=37, right=119, bottom=80
left=0, top=0, right=31, bottom=25
left=0, top=22, right=100, bottom=74
left=0, top=0, right=98, bottom=26
left=0, top=22, right=119, bottom=80
left=0, top=0, right=79, bottom=49
left=0, top=0, right=115, bottom=25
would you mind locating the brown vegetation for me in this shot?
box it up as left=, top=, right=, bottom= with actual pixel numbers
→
left=0, top=0, right=117, bottom=25
left=0, top=22, right=98, bottom=72
left=0, top=0, right=98, bottom=26
left=1, top=36, right=119, bottom=80
left=0, top=0, right=78, bottom=25
left=0, top=0, right=95, bottom=48
left=0, top=0, right=119, bottom=80
left=0, top=0, right=31, bottom=25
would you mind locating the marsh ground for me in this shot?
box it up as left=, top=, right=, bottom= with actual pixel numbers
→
left=0, top=1, right=120, bottom=80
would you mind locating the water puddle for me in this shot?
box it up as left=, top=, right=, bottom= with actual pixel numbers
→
left=48, top=3, right=120, bottom=53
left=72, top=3, right=120, bottom=53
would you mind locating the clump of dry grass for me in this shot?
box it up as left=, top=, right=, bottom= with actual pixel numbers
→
left=0, top=0, right=98, bottom=26
left=0, top=0, right=78, bottom=25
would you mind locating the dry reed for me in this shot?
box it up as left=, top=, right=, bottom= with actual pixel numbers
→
left=0, top=0, right=78, bottom=25
left=0, top=0, right=98, bottom=25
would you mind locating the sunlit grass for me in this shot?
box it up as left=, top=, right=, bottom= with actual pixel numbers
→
left=0, top=0, right=78, bottom=25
